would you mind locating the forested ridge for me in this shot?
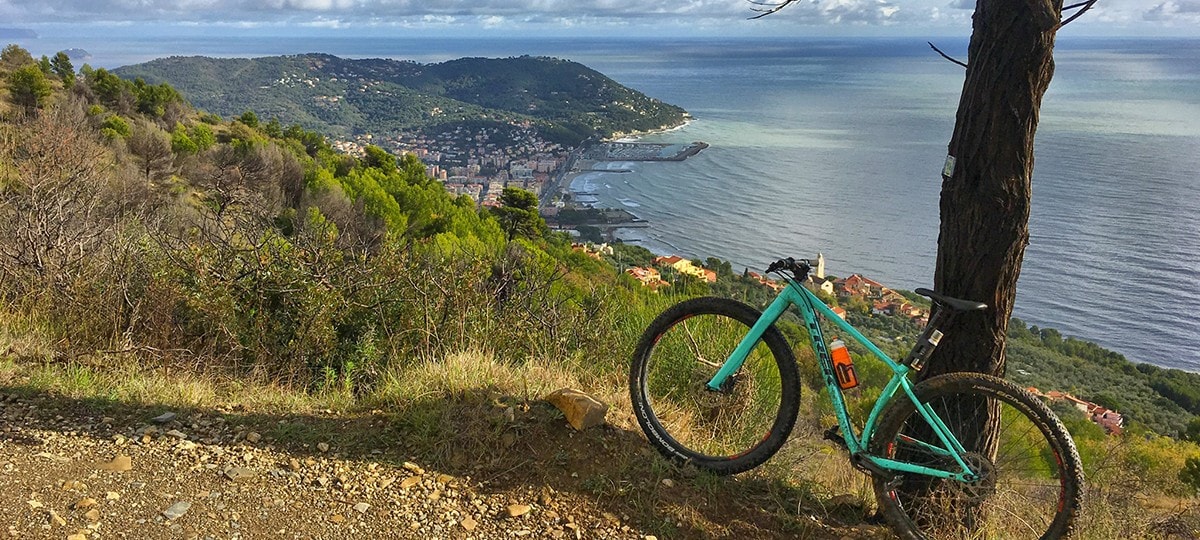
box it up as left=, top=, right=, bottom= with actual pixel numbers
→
left=112, top=53, right=688, bottom=145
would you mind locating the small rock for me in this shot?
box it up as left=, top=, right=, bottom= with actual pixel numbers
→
left=35, top=452, right=70, bottom=462
left=316, top=442, right=330, bottom=453
left=661, top=478, right=675, bottom=488
left=402, top=461, right=424, bottom=475
left=353, top=502, right=370, bottom=514
left=85, top=508, right=101, bottom=521
left=162, top=501, right=191, bottom=521
left=288, top=458, right=301, bottom=471
left=545, top=388, right=609, bottom=431
left=105, top=492, right=121, bottom=501
left=223, top=467, right=257, bottom=482
left=98, top=455, right=132, bottom=472
left=164, top=429, right=187, bottom=439
left=48, top=510, right=67, bottom=526
left=461, top=515, right=478, bottom=531
left=436, top=474, right=454, bottom=485
left=67, top=534, right=87, bottom=540
left=245, top=432, right=261, bottom=444
left=27, top=500, right=43, bottom=509
left=151, top=412, right=177, bottom=424
left=399, top=476, right=422, bottom=490
left=377, top=477, right=395, bottom=489
left=61, top=480, right=87, bottom=491
left=73, top=498, right=99, bottom=510
left=329, top=514, right=346, bottom=524
left=507, top=504, right=532, bottom=518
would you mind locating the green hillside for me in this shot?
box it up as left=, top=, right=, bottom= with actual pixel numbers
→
left=113, top=54, right=687, bottom=144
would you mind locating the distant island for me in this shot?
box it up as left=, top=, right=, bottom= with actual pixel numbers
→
left=63, top=48, right=91, bottom=60
left=0, top=27, right=38, bottom=39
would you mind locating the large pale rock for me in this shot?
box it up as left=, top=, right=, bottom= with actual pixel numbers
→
left=98, top=455, right=132, bottom=472
left=545, top=388, right=608, bottom=431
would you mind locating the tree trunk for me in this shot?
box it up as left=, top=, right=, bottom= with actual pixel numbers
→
left=924, top=0, right=1063, bottom=380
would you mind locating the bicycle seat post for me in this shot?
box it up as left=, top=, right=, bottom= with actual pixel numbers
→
left=902, top=308, right=950, bottom=371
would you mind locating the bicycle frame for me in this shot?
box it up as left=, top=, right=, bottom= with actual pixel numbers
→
left=705, top=276, right=976, bottom=483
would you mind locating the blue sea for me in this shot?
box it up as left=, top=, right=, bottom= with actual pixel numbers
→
left=9, top=33, right=1200, bottom=371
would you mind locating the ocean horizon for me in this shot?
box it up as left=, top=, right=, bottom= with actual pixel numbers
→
left=6, top=33, right=1198, bottom=372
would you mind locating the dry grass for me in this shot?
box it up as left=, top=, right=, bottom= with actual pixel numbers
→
left=371, top=348, right=631, bottom=419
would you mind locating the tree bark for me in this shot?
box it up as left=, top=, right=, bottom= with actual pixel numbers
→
left=924, top=0, right=1063, bottom=380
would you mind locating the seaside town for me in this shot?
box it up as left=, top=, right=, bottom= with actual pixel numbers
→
left=332, top=120, right=706, bottom=236
left=333, top=121, right=570, bottom=208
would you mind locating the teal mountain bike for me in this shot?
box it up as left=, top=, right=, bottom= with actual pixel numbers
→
left=629, top=257, right=1083, bottom=539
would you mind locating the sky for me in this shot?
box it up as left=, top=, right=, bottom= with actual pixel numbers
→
left=0, top=0, right=1197, bottom=38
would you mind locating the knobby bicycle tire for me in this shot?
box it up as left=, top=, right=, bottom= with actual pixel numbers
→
left=870, top=372, right=1084, bottom=540
left=629, top=296, right=800, bottom=475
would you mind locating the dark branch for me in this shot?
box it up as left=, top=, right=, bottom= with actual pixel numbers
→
left=928, top=41, right=969, bottom=69
left=1060, top=0, right=1099, bottom=28
left=746, top=0, right=803, bottom=19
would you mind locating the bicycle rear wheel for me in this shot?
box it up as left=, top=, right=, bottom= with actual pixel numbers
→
left=870, top=372, right=1084, bottom=539
left=629, top=297, right=800, bottom=475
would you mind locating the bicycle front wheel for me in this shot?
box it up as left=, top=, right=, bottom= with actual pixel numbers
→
left=870, top=372, right=1084, bottom=540
left=629, top=297, right=800, bottom=475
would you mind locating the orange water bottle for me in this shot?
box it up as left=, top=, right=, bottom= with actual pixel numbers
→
left=830, top=339, right=859, bottom=390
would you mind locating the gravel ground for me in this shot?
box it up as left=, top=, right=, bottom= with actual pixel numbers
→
left=0, top=392, right=655, bottom=540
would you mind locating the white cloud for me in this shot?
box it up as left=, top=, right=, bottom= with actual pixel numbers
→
left=1145, top=0, right=1200, bottom=20
left=0, top=0, right=904, bottom=25
left=480, top=15, right=507, bottom=28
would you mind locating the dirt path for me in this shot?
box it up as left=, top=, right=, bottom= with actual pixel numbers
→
left=0, top=389, right=887, bottom=539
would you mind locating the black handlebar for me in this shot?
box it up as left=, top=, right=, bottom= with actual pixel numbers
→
left=767, top=257, right=816, bottom=278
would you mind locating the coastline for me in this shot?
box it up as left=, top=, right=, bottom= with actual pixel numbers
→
left=609, top=115, right=693, bottom=142
left=549, top=131, right=706, bottom=245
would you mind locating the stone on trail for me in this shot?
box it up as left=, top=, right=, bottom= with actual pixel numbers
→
left=223, top=467, right=257, bottom=482
left=461, top=515, right=478, bottom=531
left=353, top=502, right=371, bottom=514
left=545, top=388, right=608, bottom=431
left=245, top=432, right=262, bottom=443
left=506, top=504, right=532, bottom=518
left=316, top=442, right=330, bottom=453
left=399, top=476, right=422, bottom=490
left=98, top=455, right=132, bottom=472
left=150, top=412, right=177, bottom=424
left=162, top=501, right=191, bottom=521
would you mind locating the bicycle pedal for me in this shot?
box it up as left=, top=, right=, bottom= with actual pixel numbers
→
left=823, top=425, right=848, bottom=449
